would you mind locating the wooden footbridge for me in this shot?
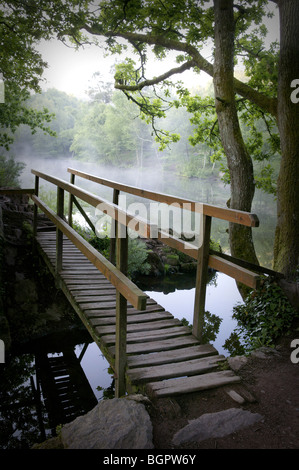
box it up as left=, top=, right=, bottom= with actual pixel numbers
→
left=2, top=168, right=272, bottom=399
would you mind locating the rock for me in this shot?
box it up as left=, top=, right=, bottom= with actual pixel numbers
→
left=251, top=347, right=281, bottom=359
left=166, top=254, right=180, bottom=266
left=180, top=262, right=197, bottom=273
left=172, top=408, right=263, bottom=446
left=61, top=397, right=154, bottom=449
left=146, top=251, right=164, bottom=277
left=226, top=390, right=245, bottom=404
left=228, top=355, right=248, bottom=371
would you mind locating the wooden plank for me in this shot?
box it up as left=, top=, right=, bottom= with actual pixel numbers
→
left=56, top=187, right=64, bottom=274
left=128, top=355, right=226, bottom=383
left=87, top=305, right=168, bottom=322
left=127, top=344, right=218, bottom=368
left=96, top=319, right=182, bottom=335
left=68, top=171, right=75, bottom=227
left=192, top=215, right=211, bottom=341
left=69, top=287, right=116, bottom=294
left=109, top=335, right=200, bottom=356
left=61, top=268, right=100, bottom=273
left=101, top=326, right=192, bottom=346
left=0, top=188, right=35, bottom=195
left=77, top=295, right=117, bottom=303
left=115, top=226, right=128, bottom=398
left=209, top=254, right=260, bottom=289
left=146, top=370, right=241, bottom=398
left=80, top=298, right=157, bottom=310
left=64, top=279, right=111, bottom=285
left=85, top=302, right=164, bottom=316
left=92, top=311, right=174, bottom=326
left=73, top=292, right=116, bottom=300
left=210, top=249, right=284, bottom=279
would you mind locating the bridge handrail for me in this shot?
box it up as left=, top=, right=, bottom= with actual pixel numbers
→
left=31, top=169, right=158, bottom=239
left=67, top=167, right=259, bottom=227
left=65, top=167, right=260, bottom=289
left=31, top=194, right=147, bottom=311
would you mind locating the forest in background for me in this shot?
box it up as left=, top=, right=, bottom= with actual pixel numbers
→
left=5, top=80, right=280, bottom=193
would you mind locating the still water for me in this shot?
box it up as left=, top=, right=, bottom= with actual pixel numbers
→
left=0, top=271, right=242, bottom=449
left=1, top=157, right=276, bottom=448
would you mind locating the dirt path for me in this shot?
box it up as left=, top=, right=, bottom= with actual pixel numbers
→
left=148, top=325, right=299, bottom=449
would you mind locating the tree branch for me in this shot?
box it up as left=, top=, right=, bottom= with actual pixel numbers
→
left=85, top=25, right=278, bottom=117
left=115, top=59, right=196, bottom=91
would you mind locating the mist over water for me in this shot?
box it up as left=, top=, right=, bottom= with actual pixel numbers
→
left=17, top=152, right=276, bottom=269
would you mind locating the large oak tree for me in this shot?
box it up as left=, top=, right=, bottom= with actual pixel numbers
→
left=77, top=0, right=298, bottom=280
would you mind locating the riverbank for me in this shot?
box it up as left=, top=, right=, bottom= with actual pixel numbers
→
left=32, top=320, right=299, bottom=450
left=148, top=322, right=299, bottom=449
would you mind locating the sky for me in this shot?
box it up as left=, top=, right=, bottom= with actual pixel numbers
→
left=37, top=38, right=212, bottom=100
left=36, top=4, right=279, bottom=101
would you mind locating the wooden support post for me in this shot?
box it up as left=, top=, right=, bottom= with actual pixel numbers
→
left=192, top=215, right=212, bottom=342
left=56, top=187, right=64, bottom=275
left=68, top=173, right=75, bottom=227
left=110, top=188, right=119, bottom=265
left=115, top=222, right=128, bottom=398
left=72, top=196, right=96, bottom=233
left=33, top=175, right=39, bottom=237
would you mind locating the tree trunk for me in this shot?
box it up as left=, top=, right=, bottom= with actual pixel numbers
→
left=213, top=0, right=259, bottom=266
left=274, top=0, right=299, bottom=280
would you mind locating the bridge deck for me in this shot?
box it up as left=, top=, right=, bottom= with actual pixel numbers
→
left=36, top=229, right=240, bottom=398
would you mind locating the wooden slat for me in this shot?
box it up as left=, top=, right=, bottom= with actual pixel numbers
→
left=90, top=309, right=173, bottom=324
left=109, top=335, right=200, bottom=356
left=209, top=254, right=260, bottom=289
left=101, top=326, right=191, bottom=346
left=146, top=370, right=241, bottom=398
left=90, top=311, right=172, bottom=326
left=0, top=188, right=35, bottom=195
left=97, top=319, right=182, bottom=335
left=128, top=355, right=226, bottom=383
left=127, top=344, right=218, bottom=368
left=86, top=304, right=166, bottom=318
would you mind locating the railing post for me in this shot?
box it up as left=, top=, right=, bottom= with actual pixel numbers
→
left=33, top=175, right=39, bottom=238
left=68, top=172, right=75, bottom=227
left=115, top=221, right=128, bottom=398
left=192, top=214, right=212, bottom=342
left=56, top=187, right=64, bottom=275
left=110, top=188, right=119, bottom=265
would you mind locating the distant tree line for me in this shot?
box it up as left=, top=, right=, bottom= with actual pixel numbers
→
left=8, top=84, right=280, bottom=191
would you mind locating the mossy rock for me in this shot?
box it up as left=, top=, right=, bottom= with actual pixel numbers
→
left=180, top=262, right=197, bottom=273
left=166, top=254, right=180, bottom=266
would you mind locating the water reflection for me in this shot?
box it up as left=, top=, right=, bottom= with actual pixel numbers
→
left=142, top=271, right=243, bottom=356
left=0, top=330, right=113, bottom=449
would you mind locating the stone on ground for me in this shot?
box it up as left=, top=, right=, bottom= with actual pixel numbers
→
left=172, top=408, right=263, bottom=446
left=61, top=396, right=154, bottom=449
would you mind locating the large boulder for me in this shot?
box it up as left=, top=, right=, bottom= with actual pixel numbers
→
left=172, top=408, right=263, bottom=446
left=61, top=396, right=154, bottom=449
